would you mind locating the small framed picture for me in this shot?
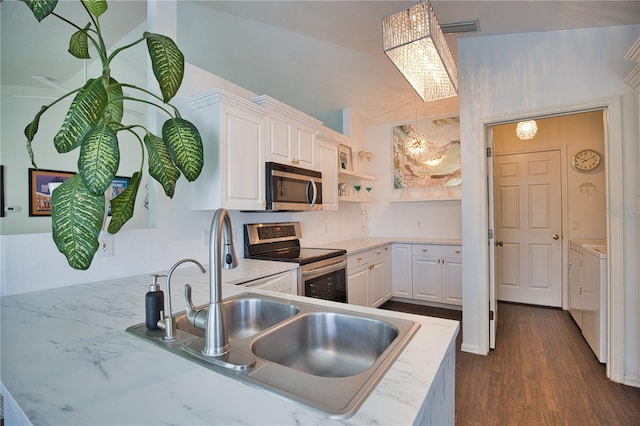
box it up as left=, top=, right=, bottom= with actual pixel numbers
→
left=28, top=168, right=75, bottom=216
left=338, top=144, right=353, bottom=171
left=108, top=176, right=131, bottom=216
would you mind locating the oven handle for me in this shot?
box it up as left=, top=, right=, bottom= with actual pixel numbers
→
left=301, top=258, right=347, bottom=280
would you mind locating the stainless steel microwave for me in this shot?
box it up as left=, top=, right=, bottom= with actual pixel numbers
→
left=265, top=162, right=322, bottom=211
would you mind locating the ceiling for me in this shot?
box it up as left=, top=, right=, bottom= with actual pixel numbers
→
left=2, top=1, right=639, bottom=130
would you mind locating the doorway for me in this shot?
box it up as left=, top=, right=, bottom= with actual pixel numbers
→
left=488, top=110, right=608, bottom=349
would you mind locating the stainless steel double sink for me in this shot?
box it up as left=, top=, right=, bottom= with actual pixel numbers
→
left=126, top=293, right=420, bottom=418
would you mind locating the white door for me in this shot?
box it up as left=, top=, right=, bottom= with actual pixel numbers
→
left=487, top=130, right=498, bottom=349
left=494, top=150, right=563, bottom=307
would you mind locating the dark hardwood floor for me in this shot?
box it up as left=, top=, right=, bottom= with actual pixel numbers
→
left=380, top=300, right=640, bottom=425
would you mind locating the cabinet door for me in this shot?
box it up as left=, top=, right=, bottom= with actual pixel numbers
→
left=412, top=256, right=441, bottom=302
left=347, top=265, right=369, bottom=306
left=190, top=93, right=266, bottom=211
left=222, top=106, right=265, bottom=209
left=266, top=114, right=293, bottom=165
left=392, top=244, right=413, bottom=298
left=369, top=260, right=384, bottom=307
left=441, top=257, right=463, bottom=306
left=317, top=141, right=338, bottom=210
left=295, top=123, right=316, bottom=169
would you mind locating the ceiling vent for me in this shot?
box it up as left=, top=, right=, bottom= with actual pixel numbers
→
left=440, top=19, right=480, bottom=34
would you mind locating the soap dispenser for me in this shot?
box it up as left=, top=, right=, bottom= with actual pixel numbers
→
left=145, top=274, right=165, bottom=329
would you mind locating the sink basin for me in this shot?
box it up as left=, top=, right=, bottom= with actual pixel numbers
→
left=126, top=292, right=420, bottom=419
left=175, top=296, right=300, bottom=341
left=251, top=312, right=398, bottom=377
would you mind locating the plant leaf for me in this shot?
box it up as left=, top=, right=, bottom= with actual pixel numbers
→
left=24, top=105, right=49, bottom=168
left=162, top=118, right=203, bottom=182
left=69, top=24, right=91, bottom=59
left=81, top=0, right=107, bottom=18
left=24, top=0, right=58, bottom=22
left=145, top=32, right=184, bottom=103
left=107, top=172, right=141, bottom=234
left=51, top=174, right=104, bottom=270
left=105, top=78, right=124, bottom=128
left=78, top=123, right=120, bottom=195
left=143, top=132, right=180, bottom=197
left=54, top=78, right=108, bottom=153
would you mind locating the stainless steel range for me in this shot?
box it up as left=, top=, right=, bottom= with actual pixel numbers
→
left=244, top=222, right=347, bottom=302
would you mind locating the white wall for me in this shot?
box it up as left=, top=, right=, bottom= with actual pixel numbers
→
left=0, top=59, right=369, bottom=296
left=458, top=25, right=639, bottom=386
left=364, top=121, right=461, bottom=239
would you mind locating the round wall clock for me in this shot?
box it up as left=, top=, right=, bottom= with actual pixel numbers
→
left=571, top=149, right=601, bottom=172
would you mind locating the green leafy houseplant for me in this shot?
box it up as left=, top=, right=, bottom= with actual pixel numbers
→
left=23, top=0, right=203, bottom=270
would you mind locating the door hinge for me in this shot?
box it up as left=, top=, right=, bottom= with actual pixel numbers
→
left=486, top=147, right=492, bottom=158
left=489, top=310, right=494, bottom=321
left=488, top=229, right=494, bottom=239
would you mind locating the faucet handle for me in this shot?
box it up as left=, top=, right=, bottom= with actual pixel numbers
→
left=184, top=284, right=207, bottom=330
left=184, top=284, right=197, bottom=314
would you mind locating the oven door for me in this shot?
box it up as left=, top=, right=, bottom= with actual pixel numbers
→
left=300, top=255, right=347, bottom=303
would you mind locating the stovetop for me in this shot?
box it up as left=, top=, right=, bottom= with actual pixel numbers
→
left=244, top=222, right=345, bottom=265
left=248, top=246, right=346, bottom=265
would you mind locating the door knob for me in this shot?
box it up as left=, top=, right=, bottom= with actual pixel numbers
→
left=552, top=234, right=560, bottom=240
left=495, top=241, right=503, bottom=247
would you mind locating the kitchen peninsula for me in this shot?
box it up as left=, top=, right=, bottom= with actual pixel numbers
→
left=1, top=260, right=458, bottom=425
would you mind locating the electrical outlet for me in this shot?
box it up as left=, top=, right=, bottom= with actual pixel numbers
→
left=416, top=220, right=422, bottom=229
left=96, top=231, right=113, bottom=258
left=202, top=230, right=210, bottom=246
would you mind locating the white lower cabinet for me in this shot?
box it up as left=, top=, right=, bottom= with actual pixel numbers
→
left=236, top=270, right=298, bottom=294
left=392, top=243, right=462, bottom=307
left=347, top=245, right=391, bottom=307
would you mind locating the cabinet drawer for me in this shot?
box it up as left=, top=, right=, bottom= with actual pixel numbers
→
left=348, top=251, right=370, bottom=270
left=412, top=244, right=461, bottom=259
left=370, top=245, right=389, bottom=261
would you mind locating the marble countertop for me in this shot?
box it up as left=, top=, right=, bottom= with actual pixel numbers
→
left=1, top=259, right=459, bottom=425
left=318, top=237, right=462, bottom=254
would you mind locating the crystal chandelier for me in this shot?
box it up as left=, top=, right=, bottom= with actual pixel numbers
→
left=516, top=120, right=538, bottom=140
left=382, top=1, right=458, bottom=102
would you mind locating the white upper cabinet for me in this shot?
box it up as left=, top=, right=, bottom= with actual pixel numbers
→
left=252, top=95, right=322, bottom=170
left=186, top=89, right=267, bottom=211
left=316, top=128, right=345, bottom=211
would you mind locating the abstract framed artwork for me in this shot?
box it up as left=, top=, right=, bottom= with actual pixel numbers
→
left=392, top=116, right=461, bottom=191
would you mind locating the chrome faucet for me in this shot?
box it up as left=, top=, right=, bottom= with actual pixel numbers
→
left=162, top=258, right=206, bottom=340
left=203, top=208, right=238, bottom=356
left=183, top=208, right=255, bottom=370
